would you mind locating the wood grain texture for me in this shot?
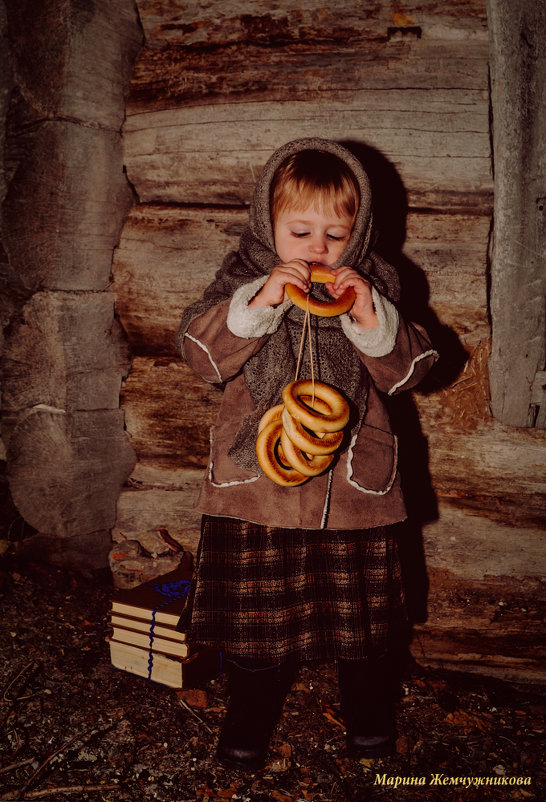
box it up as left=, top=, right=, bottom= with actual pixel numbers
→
left=2, top=292, right=131, bottom=425
left=112, top=205, right=247, bottom=354
left=123, top=96, right=492, bottom=210
left=125, top=1, right=491, bottom=210
left=7, top=406, right=136, bottom=540
left=121, top=356, right=222, bottom=469
left=3, top=123, right=134, bottom=295
left=128, top=40, right=490, bottom=112
left=487, top=0, right=546, bottom=427
left=412, top=568, right=545, bottom=684
left=135, top=0, right=488, bottom=48
left=4, top=0, right=141, bottom=129
left=1, top=0, right=142, bottom=570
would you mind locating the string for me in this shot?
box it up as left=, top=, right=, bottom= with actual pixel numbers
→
left=294, top=293, right=316, bottom=407
left=294, top=296, right=309, bottom=381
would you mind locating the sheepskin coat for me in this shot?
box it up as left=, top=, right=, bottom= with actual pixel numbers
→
left=177, top=138, right=438, bottom=530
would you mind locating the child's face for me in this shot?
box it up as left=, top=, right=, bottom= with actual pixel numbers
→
left=273, top=204, right=353, bottom=267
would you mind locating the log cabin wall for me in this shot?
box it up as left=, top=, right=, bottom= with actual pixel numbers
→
left=113, top=0, right=546, bottom=685
left=0, top=1, right=543, bottom=685
left=0, top=0, right=141, bottom=569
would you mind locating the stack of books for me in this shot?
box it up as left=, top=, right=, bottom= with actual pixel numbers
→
left=107, top=555, right=219, bottom=688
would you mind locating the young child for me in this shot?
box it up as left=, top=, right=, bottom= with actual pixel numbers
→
left=176, top=138, right=437, bottom=770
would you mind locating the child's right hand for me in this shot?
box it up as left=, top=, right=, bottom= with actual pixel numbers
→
left=249, top=259, right=311, bottom=308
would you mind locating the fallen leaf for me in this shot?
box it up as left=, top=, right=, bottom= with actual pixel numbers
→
left=216, top=786, right=239, bottom=799
left=271, top=791, right=293, bottom=802
left=445, top=710, right=494, bottom=733
left=176, top=688, right=208, bottom=709
left=276, top=742, right=292, bottom=758
left=322, top=706, right=344, bottom=729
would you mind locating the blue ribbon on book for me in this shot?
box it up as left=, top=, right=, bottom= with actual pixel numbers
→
left=147, top=578, right=191, bottom=681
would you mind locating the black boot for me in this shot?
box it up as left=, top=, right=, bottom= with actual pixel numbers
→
left=338, top=656, right=396, bottom=758
left=216, top=658, right=295, bottom=770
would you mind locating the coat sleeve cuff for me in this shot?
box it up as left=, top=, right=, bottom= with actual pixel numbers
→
left=340, top=286, right=399, bottom=357
left=227, top=276, right=291, bottom=338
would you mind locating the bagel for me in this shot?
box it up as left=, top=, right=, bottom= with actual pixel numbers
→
left=286, top=266, right=356, bottom=317
left=281, top=406, right=343, bottom=455
left=299, top=394, right=332, bottom=416
left=255, top=419, right=308, bottom=486
left=282, top=380, right=350, bottom=433
left=280, top=427, right=334, bottom=477
left=257, top=403, right=284, bottom=434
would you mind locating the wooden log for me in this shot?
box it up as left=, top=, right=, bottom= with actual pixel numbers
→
left=401, top=499, right=545, bottom=684
left=121, top=356, right=222, bottom=470
left=411, top=568, right=545, bottom=685
left=487, top=0, right=546, bottom=427
left=114, top=468, right=204, bottom=557
left=3, top=123, right=134, bottom=295
left=420, top=503, right=545, bottom=583
left=120, top=352, right=545, bottom=526
left=125, top=0, right=491, bottom=210
left=7, top=406, right=136, bottom=541
left=112, top=465, right=545, bottom=682
left=112, top=206, right=247, bottom=355
left=2, top=292, right=131, bottom=429
left=123, top=96, right=492, bottom=211
left=1, top=0, right=142, bottom=571
left=128, top=39, right=490, bottom=112
left=4, top=0, right=141, bottom=129
left=413, top=378, right=546, bottom=529
left=135, top=0, right=487, bottom=49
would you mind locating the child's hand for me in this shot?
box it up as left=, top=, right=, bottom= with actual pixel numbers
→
left=328, top=267, right=379, bottom=330
left=249, top=259, right=311, bottom=308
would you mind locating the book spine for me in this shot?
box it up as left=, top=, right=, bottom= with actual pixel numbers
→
left=109, top=613, right=187, bottom=642
left=110, top=628, right=190, bottom=658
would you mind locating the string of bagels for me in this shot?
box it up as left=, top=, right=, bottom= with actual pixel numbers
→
left=256, top=267, right=354, bottom=486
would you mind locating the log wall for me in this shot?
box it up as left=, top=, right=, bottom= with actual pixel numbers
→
left=2, top=0, right=528, bottom=681
left=106, top=1, right=544, bottom=681
left=0, top=0, right=141, bottom=569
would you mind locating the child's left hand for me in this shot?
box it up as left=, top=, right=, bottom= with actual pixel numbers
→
left=327, top=267, right=379, bottom=330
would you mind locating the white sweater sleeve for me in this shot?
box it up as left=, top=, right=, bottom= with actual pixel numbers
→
left=340, top=286, right=399, bottom=357
left=227, top=276, right=291, bottom=338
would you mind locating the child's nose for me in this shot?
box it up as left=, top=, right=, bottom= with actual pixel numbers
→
left=309, top=235, right=328, bottom=254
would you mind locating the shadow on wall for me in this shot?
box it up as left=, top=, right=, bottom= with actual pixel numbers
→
left=341, top=140, right=468, bottom=640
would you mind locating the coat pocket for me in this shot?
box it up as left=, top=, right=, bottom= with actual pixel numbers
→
left=346, top=423, right=398, bottom=494
left=208, top=424, right=260, bottom=487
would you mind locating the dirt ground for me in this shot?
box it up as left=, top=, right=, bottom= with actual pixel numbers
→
left=0, top=562, right=544, bottom=802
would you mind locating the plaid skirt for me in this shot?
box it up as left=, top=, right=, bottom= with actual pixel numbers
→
left=180, top=514, right=407, bottom=663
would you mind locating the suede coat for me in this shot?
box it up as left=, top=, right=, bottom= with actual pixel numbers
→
left=178, top=139, right=438, bottom=530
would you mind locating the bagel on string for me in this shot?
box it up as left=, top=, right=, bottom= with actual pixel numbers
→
left=281, top=406, right=343, bottom=456
left=282, top=380, right=350, bottom=433
left=257, top=403, right=284, bottom=433
left=285, top=266, right=356, bottom=317
left=280, top=427, right=334, bottom=477
left=255, top=419, right=308, bottom=486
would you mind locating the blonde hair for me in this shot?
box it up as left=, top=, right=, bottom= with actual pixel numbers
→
left=271, top=150, right=360, bottom=223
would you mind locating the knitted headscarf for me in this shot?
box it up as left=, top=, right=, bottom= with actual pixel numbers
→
left=177, top=138, right=400, bottom=473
